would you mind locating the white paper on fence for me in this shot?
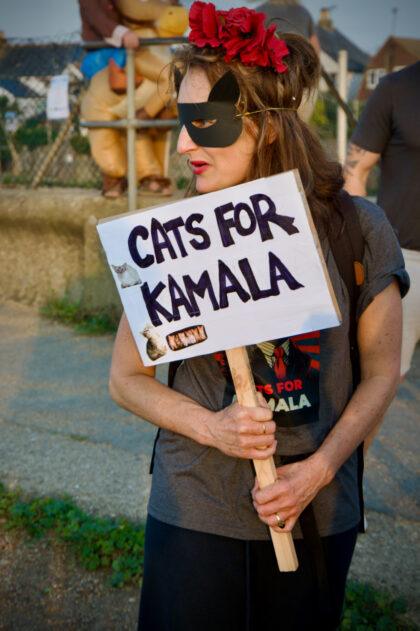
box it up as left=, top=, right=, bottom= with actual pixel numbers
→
left=97, top=170, right=341, bottom=367
left=46, top=75, right=69, bottom=120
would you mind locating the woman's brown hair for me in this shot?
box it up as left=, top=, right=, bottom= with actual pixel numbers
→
left=172, top=33, right=344, bottom=233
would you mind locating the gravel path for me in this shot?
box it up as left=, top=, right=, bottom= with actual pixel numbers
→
left=0, top=301, right=419, bottom=626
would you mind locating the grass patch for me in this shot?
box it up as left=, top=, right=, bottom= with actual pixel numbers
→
left=40, top=294, right=120, bottom=335
left=339, top=581, right=414, bottom=630
left=1, top=175, right=101, bottom=189
left=69, top=434, right=88, bottom=442
left=0, top=482, right=417, bottom=627
left=0, top=482, right=144, bottom=587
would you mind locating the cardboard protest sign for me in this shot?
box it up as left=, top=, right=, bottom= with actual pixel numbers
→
left=97, top=170, right=341, bottom=367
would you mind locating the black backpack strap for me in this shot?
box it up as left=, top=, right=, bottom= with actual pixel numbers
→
left=329, top=190, right=366, bottom=532
left=149, top=361, right=183, bottom=475
left=329, top=190, right=364, bottom=384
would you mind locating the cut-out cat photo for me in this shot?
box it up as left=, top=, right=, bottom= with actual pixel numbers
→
left=112, top=263, right=142, bottom=288
left=142, top=324, right=167, bottom=361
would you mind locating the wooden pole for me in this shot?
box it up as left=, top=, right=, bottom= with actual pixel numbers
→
left=320, top=67, right=357, bottom=128
left=225, top=347, right=298, bottom=572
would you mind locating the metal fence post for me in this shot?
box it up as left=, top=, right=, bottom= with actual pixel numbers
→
left=126, top=49, right=137, bottom=212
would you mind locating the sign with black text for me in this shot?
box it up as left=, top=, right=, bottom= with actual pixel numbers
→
left=97, top=170, right=341, bottom=366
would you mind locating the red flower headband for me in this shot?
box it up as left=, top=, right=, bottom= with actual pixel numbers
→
left=188, top=1, right=290, bottom=74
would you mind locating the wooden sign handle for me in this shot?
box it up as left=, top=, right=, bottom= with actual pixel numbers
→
left=226, top=347, right=299, bottom=572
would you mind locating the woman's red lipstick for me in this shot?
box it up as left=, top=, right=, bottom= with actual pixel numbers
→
left=190, top=161, right=209, bottom=175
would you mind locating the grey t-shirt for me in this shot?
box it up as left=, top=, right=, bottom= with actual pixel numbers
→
left=148, top=197, right=409, bottom=539
left=351, top=62, right=420, bottom=251
left=256, top=2, right=316, bottom=39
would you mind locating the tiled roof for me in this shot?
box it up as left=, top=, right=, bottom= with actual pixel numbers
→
left=316, top=26, right=370, bottom=73
left=0, top=77, right=39, bottom=98
left=0, top=43, right=83, bottom=78
left=393, top=37, right=420, bottom=60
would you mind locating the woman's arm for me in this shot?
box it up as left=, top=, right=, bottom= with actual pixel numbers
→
left=343, top=142, right=380, bottom=197
left=110, top=312, right=276, bottom=460
left=252, top=280, right=402, bottom=532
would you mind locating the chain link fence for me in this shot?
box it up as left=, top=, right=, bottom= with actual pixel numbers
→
left=0, top=33, right=190, bottom=191
left=0, top=34, right=103, bottom=188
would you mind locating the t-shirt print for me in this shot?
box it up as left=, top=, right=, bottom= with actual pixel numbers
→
left=214, top=331, right=320, bottom=427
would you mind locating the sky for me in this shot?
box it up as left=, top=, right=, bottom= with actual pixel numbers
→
left=0, top=0, right=419, bottom=55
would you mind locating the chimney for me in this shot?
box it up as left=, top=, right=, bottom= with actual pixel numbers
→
left=318, top=8, right=334, bottom=30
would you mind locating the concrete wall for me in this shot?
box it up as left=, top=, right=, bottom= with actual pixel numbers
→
left=0, top=187, right=169, bottom=310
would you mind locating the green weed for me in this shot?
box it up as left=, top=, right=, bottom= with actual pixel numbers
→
left=69, top=434, right=88, bottom=442
left=0, top=482, right=144, bottom=587
left=339, top=581, right=414, bottom=630
left=1, top=175, right=101, bottom=188
left=40, top=294, right=120, bottom=335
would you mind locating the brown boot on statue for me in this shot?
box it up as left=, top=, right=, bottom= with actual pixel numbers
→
left=101, top=174, right=127, bottom=198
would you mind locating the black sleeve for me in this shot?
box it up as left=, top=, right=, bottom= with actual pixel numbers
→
left=350, top=76, right=393, bottom=154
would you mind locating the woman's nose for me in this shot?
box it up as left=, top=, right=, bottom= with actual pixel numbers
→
left=177, top=124, right=197, bottom=155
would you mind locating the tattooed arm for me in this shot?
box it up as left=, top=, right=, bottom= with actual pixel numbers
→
left=343, top=142, right=380, bottom=197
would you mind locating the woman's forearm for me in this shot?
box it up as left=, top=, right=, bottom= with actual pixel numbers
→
left=312, top=372, right=400, bottom=483
left=109, top=312, right=275, bottom=460
left=316, top=280, right=402, bottom=479
left=110, top=371, right=215, bottom=446
left=252, top=281, right=402, bottom=532
left=109, top=370, right=276, bottom=460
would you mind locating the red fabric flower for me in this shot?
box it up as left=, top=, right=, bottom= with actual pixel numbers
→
left=267, top=31, right=290, bottom=73
left=189, top=1, right=222, bottom=48
left=222, top=10, right=268, bottom=65
left=188, top=2, right=290, bottom=73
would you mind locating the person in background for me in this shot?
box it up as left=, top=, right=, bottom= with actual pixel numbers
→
left=344, top=63, right=419, bottom=374
left=79, top=0, right=140, bottom=51
left=109, top=4, right=408, bottom=629
left=78, top=0, right=186, bottom=197
left=256, top=0, right=320, bottom=53
left=255, top=0, right=321, bottom=120
left=344, top=62, right=419, bottom=450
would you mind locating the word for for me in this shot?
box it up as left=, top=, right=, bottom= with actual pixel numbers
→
left=255, top=379, right=303, bottom=395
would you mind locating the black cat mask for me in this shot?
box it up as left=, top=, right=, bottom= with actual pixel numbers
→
left=177, top=70, right=243, bottom=148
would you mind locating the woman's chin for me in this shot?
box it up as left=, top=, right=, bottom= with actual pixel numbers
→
left=196, top=178, right=225, bottom=194
left=195, top=178, right=211, bottom=194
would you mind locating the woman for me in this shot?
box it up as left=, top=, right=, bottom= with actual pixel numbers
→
left=109, top=4, right=409, bottom=629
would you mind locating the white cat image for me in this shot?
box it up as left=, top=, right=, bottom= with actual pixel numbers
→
left=112, top=263, right=142, bottom=289
left=142, top=324, right=167, bottom=361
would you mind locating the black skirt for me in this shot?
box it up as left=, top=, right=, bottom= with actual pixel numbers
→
left=138, top=514, right=358, bottom=631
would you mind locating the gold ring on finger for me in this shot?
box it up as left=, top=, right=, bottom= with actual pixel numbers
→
left=275, top=514, right=285, bottom=529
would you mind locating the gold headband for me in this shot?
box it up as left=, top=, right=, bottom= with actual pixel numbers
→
left=236, top=107, right=297, bottom=118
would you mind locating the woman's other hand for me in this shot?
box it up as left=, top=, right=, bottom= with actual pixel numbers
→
left=207, top=393, right=276, bottom=460
left=251, top=453, right=331, bottom=532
